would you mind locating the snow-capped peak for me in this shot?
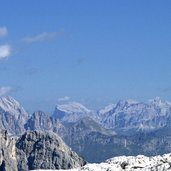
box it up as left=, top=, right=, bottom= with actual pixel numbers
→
left=56, top=102, right=91, bottom=114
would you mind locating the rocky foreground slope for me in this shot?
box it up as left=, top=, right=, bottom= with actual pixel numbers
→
left=33, top=154, right=171, bottom=171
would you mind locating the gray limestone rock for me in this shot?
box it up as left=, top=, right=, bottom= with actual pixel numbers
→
left=0, top=129, right=86, bottom=171
left=0, top=130, right=18, bottom=171
left=16, top=130, right=86, bottom=171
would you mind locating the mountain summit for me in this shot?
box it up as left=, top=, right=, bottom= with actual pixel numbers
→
left=0, top=96, right=29, bottom=134
left=52, top=102, right=97, bottom=123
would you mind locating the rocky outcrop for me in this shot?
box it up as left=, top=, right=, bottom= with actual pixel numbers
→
left=25, top=111, right=56, bottom=131
left=0, top=129, right=86, bottom=171
left=0, top=130, right=17, bottom=171
left=16, top=131, right=86, bottom=171
left=25, top=111, right=67, bottom=139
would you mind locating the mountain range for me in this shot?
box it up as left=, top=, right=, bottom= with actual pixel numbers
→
left=0, top=96, right=171, bottom=163
left=53, top=97, right=171, bottom=134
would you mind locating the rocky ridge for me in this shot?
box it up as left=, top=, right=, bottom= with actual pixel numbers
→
left=1, top=96, right=171, bottom=136
left=98, top=97, right=171, bottom=134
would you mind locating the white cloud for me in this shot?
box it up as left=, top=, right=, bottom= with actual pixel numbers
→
left=23, top=30, right=65, bottom=43
left=58, top=96, right=71, bottom=102
left=0, top=86, right=13, bottom=97
left=0, top=27, right=8, bottom=37
left=0, top=44, right=11, bottom=59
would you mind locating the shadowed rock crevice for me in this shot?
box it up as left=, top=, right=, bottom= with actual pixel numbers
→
left=0, top=160, right=6, bottom=171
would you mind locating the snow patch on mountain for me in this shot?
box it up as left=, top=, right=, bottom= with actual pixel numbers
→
left=52, top=101, right=98, bottom=123
left=56, top=102, right=91, bottom=114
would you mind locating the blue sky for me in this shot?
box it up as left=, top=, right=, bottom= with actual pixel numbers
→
left=0, top=1, right=171, bottom=113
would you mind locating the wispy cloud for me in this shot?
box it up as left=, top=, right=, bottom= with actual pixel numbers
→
left=23, top=30, right=65, bottom=43
left=0, top=86, right=14, bottom=97
left=58, top=96, right=71, bottom=102
left=0, top=27, right=8, bottom=37
left=0, top=44, right=11, bottom=60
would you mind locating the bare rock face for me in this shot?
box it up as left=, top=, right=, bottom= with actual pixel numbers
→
left=25, top=111, right=67, bottom=136
left=99, top=98, right=171, bottom=134
left=0, top=130, right=17, bottom=171
left=0, top=129, right=86, bottom=171
left=16, top=131, right=86, bottom=171
left=25, top=111, right=54, bottom=131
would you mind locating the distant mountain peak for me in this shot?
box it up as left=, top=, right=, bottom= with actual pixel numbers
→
left=56, top=101, right=91, bottom=114
left=53, top=101, right=98, bottom=123
left=149, top=97, right=171, bottom=107
left=98, top=97, right=171, bottom=131
left=149, top=96, right=162, bottom=103
left=0, top=96, right=20, bottom=110
left=0, top=96, right=29, bottom=135
left=0, top=96, right=27, bottom=116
